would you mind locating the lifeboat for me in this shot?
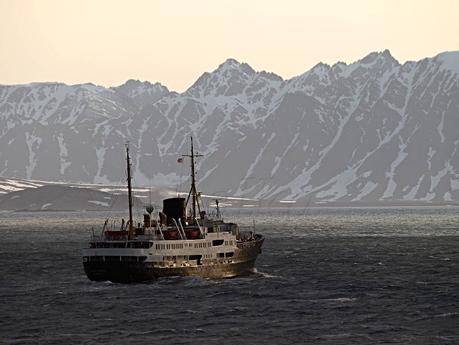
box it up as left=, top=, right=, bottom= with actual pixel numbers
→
left=184, top=228, right=200, bottom=239
left=162, top=229, right=179, bottom=240
left=105, top=230, right=128, bottom=239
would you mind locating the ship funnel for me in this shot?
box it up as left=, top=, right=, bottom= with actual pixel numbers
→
left=163, top=197, right=186, bottom=226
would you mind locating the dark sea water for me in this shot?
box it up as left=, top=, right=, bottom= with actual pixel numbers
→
left=1, top=207, right=458, bottom=345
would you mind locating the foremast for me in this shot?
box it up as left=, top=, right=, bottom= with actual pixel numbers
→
left=183, top=137, right=203, bottom=223
left=126, top=143, right=134, bottom=240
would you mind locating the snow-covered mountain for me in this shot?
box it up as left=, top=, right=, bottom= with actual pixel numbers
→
left=1, top=50, right=458, bottom=203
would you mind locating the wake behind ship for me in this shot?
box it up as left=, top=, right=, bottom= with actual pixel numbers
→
left=82, top=138, right=264, bottom=283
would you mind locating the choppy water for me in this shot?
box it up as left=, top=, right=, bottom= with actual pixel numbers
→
left=1, top=207, right=458, bottom=344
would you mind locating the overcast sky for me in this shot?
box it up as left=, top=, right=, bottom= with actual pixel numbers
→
left=1, top=0, right=458, bottom=92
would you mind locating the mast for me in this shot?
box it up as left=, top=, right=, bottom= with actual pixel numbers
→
left=190, top=137, right=197, bottom=220
left=184, top=137, right=203, bottom=222
left=126, top=143, right=134, bottom=239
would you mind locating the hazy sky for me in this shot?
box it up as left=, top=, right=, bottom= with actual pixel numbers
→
left=1, top=0, right=458, bottom=91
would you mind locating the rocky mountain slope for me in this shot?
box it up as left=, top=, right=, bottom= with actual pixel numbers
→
left=1, top=50, right=458, bottom=203
left=0, top=177, right=171, bottom=211
left=0, top=185, right=135, bottom=212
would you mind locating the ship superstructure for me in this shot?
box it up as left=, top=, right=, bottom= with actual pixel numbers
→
left=82, top=138, right=264, bottom=283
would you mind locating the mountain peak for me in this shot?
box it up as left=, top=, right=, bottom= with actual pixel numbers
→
left=115, top=79, right=165, bottom=89
left=360, top=49, right=398, bottom=65
left=215, top=58, right=256, bottom=75
left=111, top=79, right=169, bottom=98
left=219, top=58, right=241, bottom=68
left=186, top=58, right=258, bottom=96
left=435, top=51, right=459, bottom=74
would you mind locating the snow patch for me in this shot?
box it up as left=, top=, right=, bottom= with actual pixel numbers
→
left=25, top=132, right=42, bottom=179
left=88, top=200, right=110, bottom=207
left=57, top=133, right=71, bottom=175
left=353, top=181, right=378, bottom=201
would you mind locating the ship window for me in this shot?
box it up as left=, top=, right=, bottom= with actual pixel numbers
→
left=105, top=256, right=121, bottom=262
left=226, top=252, right=234, bottom=257
left=212, top=240, right=224, bottom=246
left=218, top=253, right=224, bottom=258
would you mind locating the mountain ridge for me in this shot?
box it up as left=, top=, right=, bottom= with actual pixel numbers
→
left=1, top=50, right=458, bottom=203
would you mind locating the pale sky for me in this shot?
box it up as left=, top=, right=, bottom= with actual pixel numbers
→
left=1, top=0, right=458, bottom=92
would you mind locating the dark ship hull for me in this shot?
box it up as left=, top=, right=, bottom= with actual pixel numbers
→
left=83, top=236, right=263, bottom=283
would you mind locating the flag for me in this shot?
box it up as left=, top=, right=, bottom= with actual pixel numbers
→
left=177, top=158, right=183, bottom=163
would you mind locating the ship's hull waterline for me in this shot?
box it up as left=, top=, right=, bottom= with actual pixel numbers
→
left=83, top=238, right=264, bottom=283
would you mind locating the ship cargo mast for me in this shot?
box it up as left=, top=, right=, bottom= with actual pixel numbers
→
left=184, top=137, right=203, bottom=222
left=126, top=143, right=134, bottom=239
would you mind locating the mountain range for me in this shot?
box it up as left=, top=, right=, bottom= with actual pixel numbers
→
left=0, top=50, right=458, bottom=203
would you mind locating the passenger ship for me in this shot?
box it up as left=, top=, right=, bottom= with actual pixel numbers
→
left=82, top=138, right=264, bottom=283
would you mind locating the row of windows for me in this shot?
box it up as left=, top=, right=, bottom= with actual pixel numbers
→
left=154, top=240, right=235, bottom=251
left=218, top=252, right=234, bottom=258
left=162, top=254, right=215, bottom=261
left=84, top=256, right=147, bottom=262
left=156, top=242, right=213, bottom=250
left=90, top=242, right=152, bottom=249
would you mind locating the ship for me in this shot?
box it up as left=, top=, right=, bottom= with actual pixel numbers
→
left=82, top=138, right=264, bottom=283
